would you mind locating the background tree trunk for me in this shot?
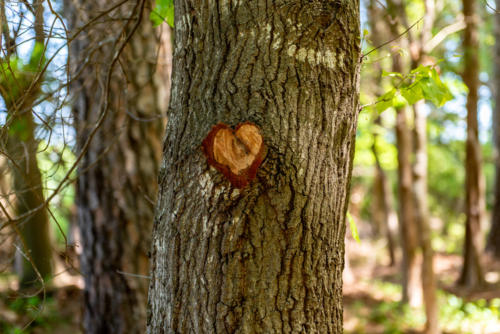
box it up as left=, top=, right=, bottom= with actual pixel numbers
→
left=368, top=0, right=398, bottom=268
left=413, top=100, right=439, bottom=334
left=393, top=52, right=421, bottom=307
left=65, top=0, right=171, bottom=332
left=5, top=111, right=52, bottom=288
left=487, top=0, right=500, bottom=259
left=147, top=0, right=361, bottom=332
left=0, top=0, right=52, bottom=288
left=395, top=103, right=421, bottom=307
left=410, top=0, right=439, bottom=331
left=371, top=116, right=397, bottom=266
left=383, top=0, right=422, bottom=306
left=459, top=0, right=485, bottom=287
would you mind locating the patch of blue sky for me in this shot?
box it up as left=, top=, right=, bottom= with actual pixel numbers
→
left=3, top=0, right=72, bottom=148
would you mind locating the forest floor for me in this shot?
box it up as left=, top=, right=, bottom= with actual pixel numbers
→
left=1, top=238, right=500, bottom=333
left=343, top=237, right=500, bottom=334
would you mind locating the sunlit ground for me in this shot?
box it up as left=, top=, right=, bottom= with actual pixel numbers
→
left=344, top=237, right=500, bottom=334
left=1, top=235, right=500, bottom=333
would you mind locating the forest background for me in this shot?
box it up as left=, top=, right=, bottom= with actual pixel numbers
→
left=0, top=0, right=500, bottom=333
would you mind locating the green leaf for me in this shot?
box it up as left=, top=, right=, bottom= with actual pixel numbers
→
left=376, top=89, right=396, bottom=113
left=401, top=66, right=452, bottom=107
left=392, top=93, right=407, bottom=109
left=410, top=64, right=431, bottom=76
left=382, top=70, right=403, bottom=78
left=151, top=0, right=174, bottom=27
left=347, top=212, right=360, bottom=243
left=420, top=75, right=453, bottom=107
left=401, top=82, right=424, bottom=105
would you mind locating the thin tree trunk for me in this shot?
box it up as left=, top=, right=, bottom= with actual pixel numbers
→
left=368, top=0, right=398, bottom=268
left=65, top=1, right=171, bottom=332
left=5, top=111, right=52, bottom=288
left=0, top=0, right=52, bottom=288
left=391, top=50, right=422, bottom=306
left=413, top=100, right=439, bottom=334
left=147, top=1, right=361, bottom=332
left=395, top=104, right=421, bottom=307
left=410, top=0, right=439, bottom=331
left=372, top=117, right=397, bottom=266
left=383, top=0, right=422, bottom=306
left=459, top=0, right=485, bottom=287
left=487, top=0, right=500, bottom=259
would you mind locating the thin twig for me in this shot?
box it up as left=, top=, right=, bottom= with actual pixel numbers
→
left=362, top=17, right=423, bottom=60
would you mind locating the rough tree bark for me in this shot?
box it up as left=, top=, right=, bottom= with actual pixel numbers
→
left=147, top=0, right=361, bottom=332
left=487, top=0, right=500, bottom=259
left=459, top=0, right=485, bottom=287
left=65, top=0, right=171, bottom=332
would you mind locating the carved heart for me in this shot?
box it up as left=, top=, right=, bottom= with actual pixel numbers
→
left=202, top=122, right=264, bottom=188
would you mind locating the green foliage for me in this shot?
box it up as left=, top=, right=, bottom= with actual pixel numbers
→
left=375, top=65, right=453, bottom=113
left=353, top=114, right=376, bottom=167
left=346, top=279, right=500, bottom=334
left=0, top=42, right=46, bottom=108
left=427, top=139, right=464, bottom=214
left=1, top=295, right=66, bottom=334
left=347, top=212, right=361, bottom=243
left=439, top=294, right=500, bottom=333
left=483, top=141, right=495, bottom=210
left=38, top=143, right=76, bottom=245
left=0, top=57, right=31, bottom=106
left=151, top=0, right=174, bottom=27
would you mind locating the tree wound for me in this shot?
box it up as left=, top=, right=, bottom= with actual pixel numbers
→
left=202, top=122, right=264, bottom=188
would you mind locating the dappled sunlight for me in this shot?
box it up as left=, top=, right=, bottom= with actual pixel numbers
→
left=344, top=237, right=500, bottom=334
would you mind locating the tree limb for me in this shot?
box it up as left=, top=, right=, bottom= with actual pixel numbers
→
left=424, top=16, right=466, bottom=53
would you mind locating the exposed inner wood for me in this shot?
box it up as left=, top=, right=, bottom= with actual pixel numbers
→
left=213, top=124, right=263, bottom=175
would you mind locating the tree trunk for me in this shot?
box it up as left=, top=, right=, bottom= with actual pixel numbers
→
left=4, top=111, right=53, bottom=288
left=395, top=104, right=421, bottom=307
left=459, top=0, right=485, bottom=287
left=65, top=0, right=171, bottom=332
left=382, top=0, right=422, bottom=306
left=368, top=0, right=398, bottom=268
left=487, top=0, right=500, bottom=259
left=371, top=117, right=397, bottom=266
left=410, top=0, right=439, bottom=331
left=147, top=1, right=361, bottom=332
left=412, top=100, right=439, bottom=334
left=0, top=0, right=52, bottom=289
left=390, top=49, right=422, bottom=306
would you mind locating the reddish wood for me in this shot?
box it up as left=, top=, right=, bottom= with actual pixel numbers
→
left=202, top=122, right=264, bottom=188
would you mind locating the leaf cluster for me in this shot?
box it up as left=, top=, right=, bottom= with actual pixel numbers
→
left=151, top=0, right=174, bottom=28
left=375, top=65, right=453, bottom=113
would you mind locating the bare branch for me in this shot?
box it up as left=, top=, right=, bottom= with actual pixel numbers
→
left=424, top=17, right=466, bottom=54
left=363, top=17, right=423, bottom=59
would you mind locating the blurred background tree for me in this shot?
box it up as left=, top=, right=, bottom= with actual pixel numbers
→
left=64, top=0, right=171, bottom=332
left=0, top=0, right=53, bottom=289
